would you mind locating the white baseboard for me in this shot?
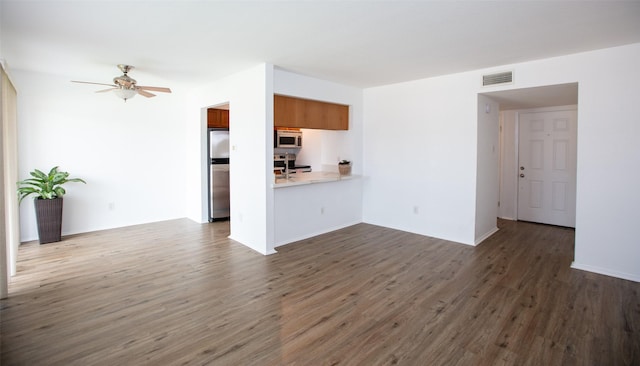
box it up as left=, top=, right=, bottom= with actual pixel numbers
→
left=475, top=226, right=499, bottom=245
left=227, top=234, right=274, bottom=256
left=571, top=262, right=640, bottom=283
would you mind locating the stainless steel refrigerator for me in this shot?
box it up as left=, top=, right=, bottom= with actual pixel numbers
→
left=209, top=129, right=230, bottom=221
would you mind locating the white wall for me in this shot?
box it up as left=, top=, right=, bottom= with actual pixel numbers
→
left=568, top=47, right=640, bottom=281
left=363, top=72, right=479, bottom=245
left=185, top=64, right=274, bottom=254
left=363, top=42, right=640, bottom=282
left=13, top=70, right=187, bottom=242
left=475, top=95, right=500, bottom=244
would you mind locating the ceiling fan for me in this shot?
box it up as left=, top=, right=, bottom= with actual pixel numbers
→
left=72, top=64, right=171, bottom=102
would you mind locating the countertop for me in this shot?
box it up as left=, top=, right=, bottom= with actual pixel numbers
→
left=272, top=171, right=358, bottom=188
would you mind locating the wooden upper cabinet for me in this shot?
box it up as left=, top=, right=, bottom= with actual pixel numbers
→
left=207, top=108, right=229, bottom=128
left=274, top=95, right=349, bottom=130
left=273, top=95, right=304, bottom=128
left=322, top=101, right=349, bottom=130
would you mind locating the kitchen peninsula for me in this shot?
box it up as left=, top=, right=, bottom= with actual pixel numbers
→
left=273, top=171, right=362, bottom=247
left=271, top=75, right=362, bottom=249
left=273, top=171, right=358, bottom=188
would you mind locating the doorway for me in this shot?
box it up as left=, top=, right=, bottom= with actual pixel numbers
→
left=482, top=83, right=579, bottom=227
left=205, top=103, right=231, bottom=223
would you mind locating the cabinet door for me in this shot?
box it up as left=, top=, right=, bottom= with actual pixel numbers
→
left=274, top=95, right=303, bottom=128
left=302, top=99, right=327, bottom=129
left=325, top=103, right=349, bottom=130
left=208, top=109, right=229, bottom=128
left=303, top=99, right=349, bottom=130
left=220, top=110, right=229, bottom=127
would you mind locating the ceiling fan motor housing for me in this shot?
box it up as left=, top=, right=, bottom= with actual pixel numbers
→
left=114, top=74, right=136, bottom=88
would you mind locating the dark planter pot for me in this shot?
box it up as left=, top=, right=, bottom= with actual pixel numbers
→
left=34, top=197, right=63, bottom=244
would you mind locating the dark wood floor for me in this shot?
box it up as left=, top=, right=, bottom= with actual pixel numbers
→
left=1, top=219, right=638, bottom=365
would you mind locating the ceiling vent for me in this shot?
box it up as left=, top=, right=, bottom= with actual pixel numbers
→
left=482, top=71, right=513, bottom=86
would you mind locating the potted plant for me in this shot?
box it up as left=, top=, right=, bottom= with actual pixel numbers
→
left=338, top=159, right=352, bottom=176
left=17, top=166, right=86, bottom=244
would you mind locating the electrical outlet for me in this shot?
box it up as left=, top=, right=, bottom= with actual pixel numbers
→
left=413, top=205, right=419, bottom=214
left=108, top=202, right=115, bottom=210
left=320, top=207, right=325, bottom=215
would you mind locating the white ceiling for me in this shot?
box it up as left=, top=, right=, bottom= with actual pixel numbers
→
left=1, top=1, right=640, bottom=92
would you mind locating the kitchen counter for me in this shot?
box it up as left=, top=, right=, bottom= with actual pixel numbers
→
left=272, top=171, right=358, bottom=188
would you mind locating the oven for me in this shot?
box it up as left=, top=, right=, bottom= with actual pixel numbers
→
left=274, top=154, right=311, bottom=174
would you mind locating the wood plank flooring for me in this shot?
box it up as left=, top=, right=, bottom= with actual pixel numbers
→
left=1, top=219, right=638, bottom=365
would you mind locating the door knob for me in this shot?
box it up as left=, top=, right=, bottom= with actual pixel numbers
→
left=520, top=173, right=525, bottom=178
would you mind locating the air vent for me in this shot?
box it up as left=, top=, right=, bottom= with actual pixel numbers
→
left=483, top=71, right=513, bottom=86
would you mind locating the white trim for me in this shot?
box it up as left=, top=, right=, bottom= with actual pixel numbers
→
left=571, top=262, right=640, bottom=283
left=475, top=226, right=499, bottom=245
left=514, top=112, right=520, bottom=219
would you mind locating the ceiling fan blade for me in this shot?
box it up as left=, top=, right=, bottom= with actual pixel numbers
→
left=95, top=88, right=117, bottom=93
left=71, top=80, right=117, bottom=87
left=137, top=89, right=156, bottom=98
left=137, top=86, right=171, bottom=93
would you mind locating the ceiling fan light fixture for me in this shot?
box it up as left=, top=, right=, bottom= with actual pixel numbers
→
left=72, top=64, right=170, bottom=102
left=113, top=87, right=137, bottom=101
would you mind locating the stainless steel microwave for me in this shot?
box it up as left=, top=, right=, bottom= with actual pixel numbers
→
left=275, top=130, right=302, bottom=148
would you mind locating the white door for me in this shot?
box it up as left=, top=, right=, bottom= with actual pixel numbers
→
left=518, top=109, right=577, bottom=227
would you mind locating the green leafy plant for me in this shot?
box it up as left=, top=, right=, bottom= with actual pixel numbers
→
left=17, top=166, right=86, bottom=203
left=339, top=160, right=351, bottom=165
